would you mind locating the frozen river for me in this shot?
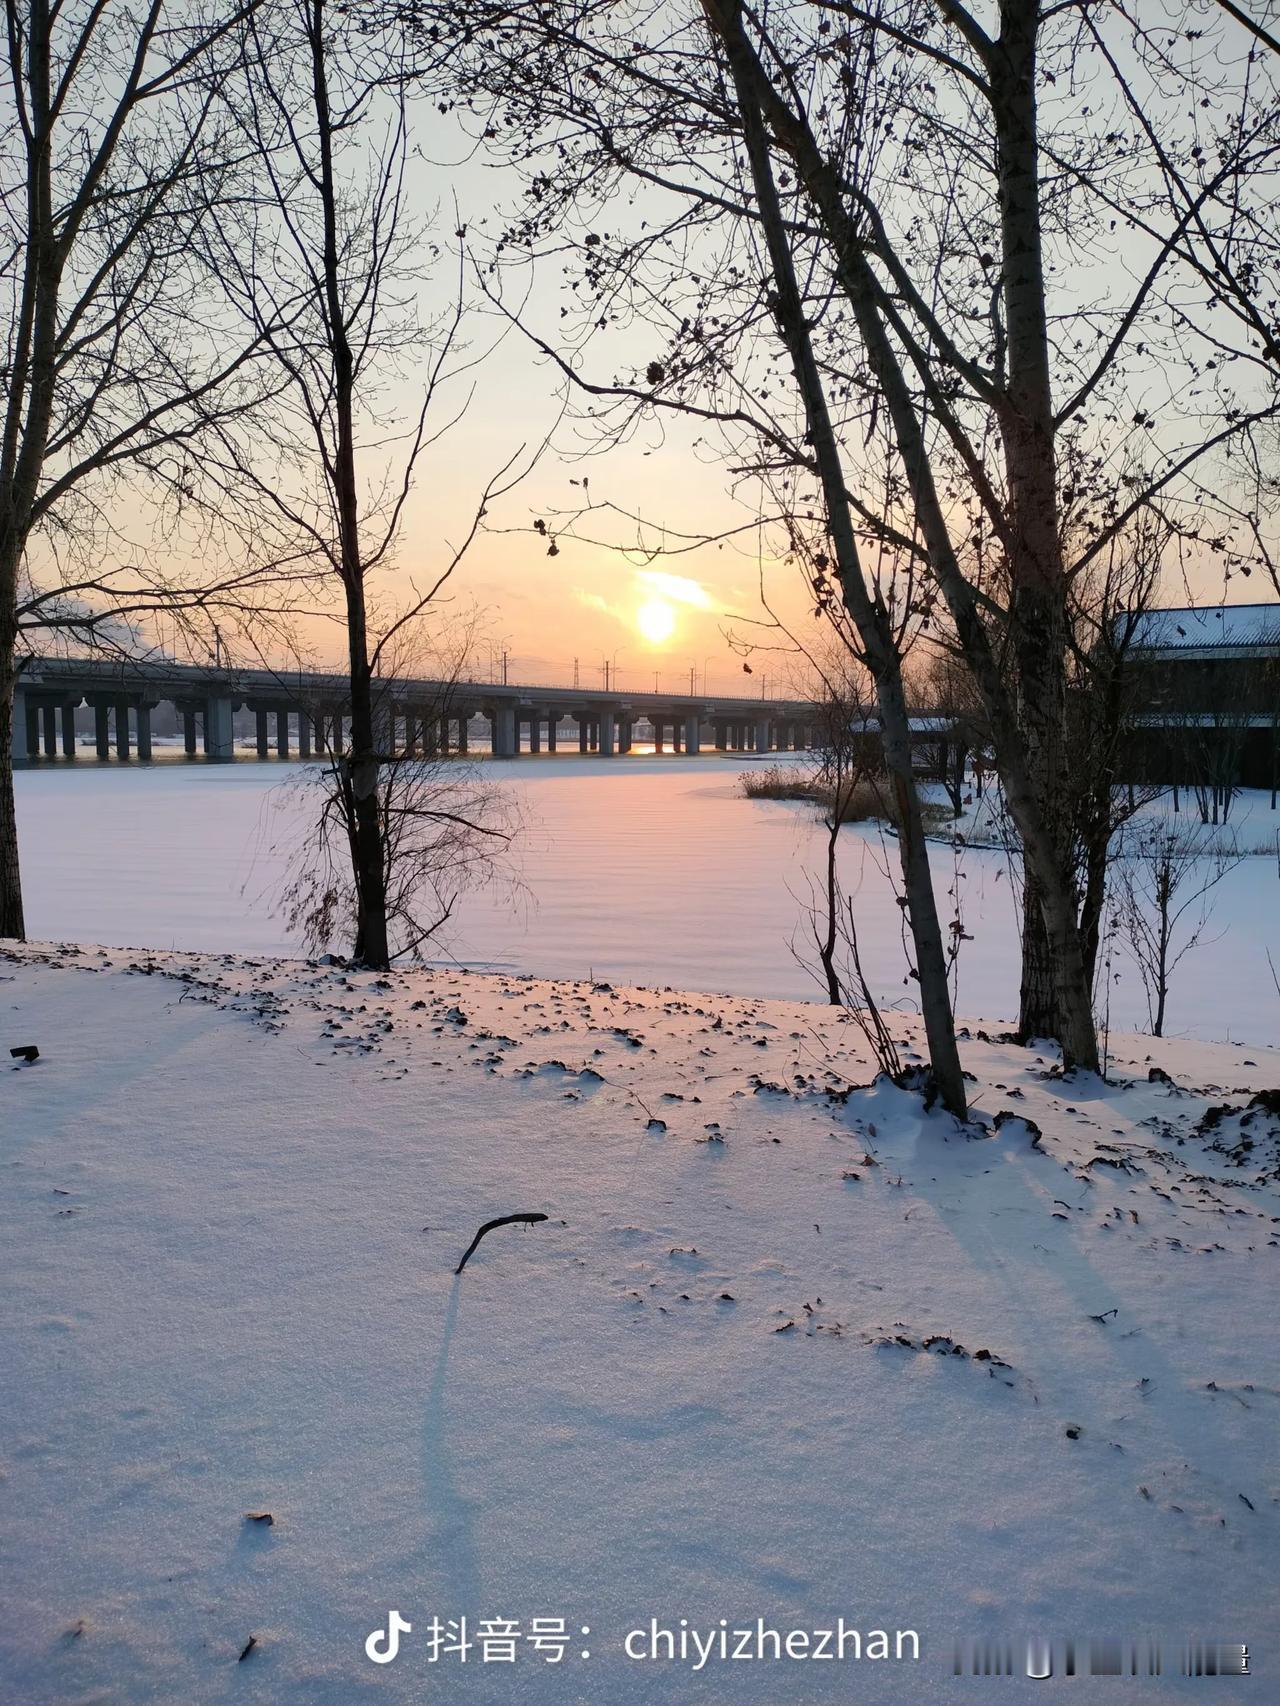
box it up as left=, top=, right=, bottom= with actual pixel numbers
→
left=12, top=754, right=1280, bottom=1046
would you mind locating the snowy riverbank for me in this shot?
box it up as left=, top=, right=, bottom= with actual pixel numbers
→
left=3, top=943, right=1277, bottom=1701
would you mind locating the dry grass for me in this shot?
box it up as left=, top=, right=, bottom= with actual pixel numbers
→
left=738, top=767, right=824, bottom=805
left=739, top=766, right=953, bottom=831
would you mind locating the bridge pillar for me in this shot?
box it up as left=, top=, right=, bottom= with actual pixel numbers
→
left=620, top=718, right=632, bottom=753
left=136, top=704, right=153, bottom=762
left=204, top=695, right=235, bottom=761
left=654, top=720, right=664, bottom=752
left=255, top=709, right=270, bottom=759
left=598, top=709, right=615, bottom=756
left=685, top=714, right=701, bottom=755
left=41, top=703, right=57, bottom=757
left=114, top=700, right=131, bottom=760
left=546, top=715, right=557, bottom=753
left=491, top=703, right=516, bottom=759
left=457, top=716, right=469, bottom=754
left=61, top=703, right=77, bottom=757
left=24, top=698, right=39, bottom=760
left=297, top=713, right=311, bottom=759
left=182, top=708, right=198, bottom=756
left=528, top=714, right=540, bottom=754
left=372, top=703, right=395, bottom=760
left=95, top=703, right=110, bottom=759
left=672, top=720, right=682, bottom=753
left=754, top=717, right=771, bottom=753
left=276, top=710, right=290, bottom=758
left=578, top=717, right=589, bottom=754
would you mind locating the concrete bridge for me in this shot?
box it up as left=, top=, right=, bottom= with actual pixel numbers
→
left=12, top=657, right=818, bottom=765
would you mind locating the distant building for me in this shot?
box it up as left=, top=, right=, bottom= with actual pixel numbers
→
left=1123, top=602, right=1280, bottom=791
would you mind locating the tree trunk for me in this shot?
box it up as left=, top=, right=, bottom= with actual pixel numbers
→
left=311, top=0, right=389, bottom=970
left=1019, top=877, right=1057, bottom=1039
left=1078, top=819, right=1110, bottom=995
left=344, top=590, right=390, bottom=969
left=0, top=0, right=61, bottom=944
left=991, top=0, right=1077, bottom=1047
left=819, top=809, right=842, bottom=1005
left=709, top=0, right=967, bottom=1117
left=0, top=633, right=24, bottom=940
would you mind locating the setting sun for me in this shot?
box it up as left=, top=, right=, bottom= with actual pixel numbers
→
left=636, top=597, right=677, bottom=645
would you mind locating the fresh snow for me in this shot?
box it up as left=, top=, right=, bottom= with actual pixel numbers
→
left=2, top=942, right=1278, bottom=1701
left=13, top=758, right=1280, bottom=1044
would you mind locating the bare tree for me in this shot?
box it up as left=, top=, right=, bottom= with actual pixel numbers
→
left=202, top=0, right=534, bottom=969
left=801, top=674, right=879, bottom=1008
left=789, top=670, right=957, bottom=1092
left=916, top=648, right=984, bottom=820
left=274, top=621, right=524, bottom=959
left=0, top=0, right=300, bottom=938
left=717, top=26, right=966, bottom=1114
left=1066, top=517, right=1165, bottom=991
left=1113, top=819, right=1245, bottom=1038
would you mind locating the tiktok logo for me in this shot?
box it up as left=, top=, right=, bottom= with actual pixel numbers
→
left=365, top=1610, right=412, bottom=1664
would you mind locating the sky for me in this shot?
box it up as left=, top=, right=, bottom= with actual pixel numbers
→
left=333, top=134, right=823, bottom=701
left=397, top=327, right=810, bottom=697
left=314, top=8, right=1276, bottom=699
left=38, top=1, right=1274, bottom=698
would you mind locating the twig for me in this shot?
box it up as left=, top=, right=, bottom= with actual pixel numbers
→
left=454, top=1213, right=549, bottom=1275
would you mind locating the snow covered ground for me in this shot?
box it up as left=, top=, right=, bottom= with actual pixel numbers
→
left=13, top=757, right=1280, bottom=1044
left=2, top=943, right=1277, bottom=1701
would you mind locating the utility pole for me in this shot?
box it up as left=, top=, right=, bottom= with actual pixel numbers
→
left=602, top=658, right=610, bottom=691
left=654, top=669, right=659, bottom=692
left=502, top=650, right=508, bottom=687
left=573, top=657, right=579, bottom=689
left=689, top=664, right=695, bottom=695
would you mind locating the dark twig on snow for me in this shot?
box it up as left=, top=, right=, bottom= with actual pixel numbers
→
left=454, top=1213, right=549, bottom=1275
